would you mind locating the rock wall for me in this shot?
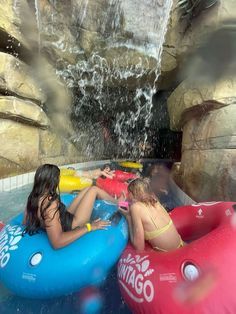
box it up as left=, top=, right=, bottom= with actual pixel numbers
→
left=1, top=0, right=235, bottom=205
left=0, top=0, right=173, bottom=178
left=164, top=0, right=236, bottom=201
left=0, top=0, right=81, bottom=178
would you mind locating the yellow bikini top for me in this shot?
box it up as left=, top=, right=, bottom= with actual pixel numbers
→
left=144, top=205, right=173, bottom=241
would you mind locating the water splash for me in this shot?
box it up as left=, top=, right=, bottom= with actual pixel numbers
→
left=34, top=0, right=41, bottom=54
left=11, top=0, right=173, bottom=160
left=59, top=0, right=173, bottom=159
left=35, top=0, right=172, bottom=159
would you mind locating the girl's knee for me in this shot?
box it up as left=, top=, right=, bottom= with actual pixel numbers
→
left=87, top=185, right=100, bottom=195
left=90, top=185, right=98, bottom=191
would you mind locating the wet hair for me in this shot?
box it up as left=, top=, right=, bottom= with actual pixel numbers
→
left=128, top=177, right=157, bottom=206
left=24, top=164, right=61, bottom=235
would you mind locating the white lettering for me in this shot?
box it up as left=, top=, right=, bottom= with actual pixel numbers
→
left=134, top=274, right=143, bottom=294
left=128, top=269, right=135, bottom=288
left=143, top=280, right=154, bottom=302
left=118, top=257, right=155, bottom=303
left=1, top=253, right=10, bottom=268
left=118, top=264, right=129, bottom=281
left=126, top=266, right=133, bottom=282
left=0, top=225, right=22, bottom=268
left=0, top=245, right=9, bottom=259
left=0, top=239, right=8, bottom=252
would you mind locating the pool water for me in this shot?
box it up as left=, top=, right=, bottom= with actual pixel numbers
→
left=0, top=161, right=180, bottom=313
left=0, top=184, right=131, bottom=314
left=0, top=269, right=130, bottom=314
left=0, top=185, right=32, bottom=223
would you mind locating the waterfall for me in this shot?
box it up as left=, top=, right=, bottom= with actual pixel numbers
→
left=34, top=0, right=41, bottom=53
left=57, top=0, right=173, bottom=159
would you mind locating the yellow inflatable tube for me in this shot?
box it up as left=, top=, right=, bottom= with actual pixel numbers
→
left=119, top=161, right=143, bottom=169
left=59, top=174, right=92, bottom=192
left=60, top=168, right=77, bottom=176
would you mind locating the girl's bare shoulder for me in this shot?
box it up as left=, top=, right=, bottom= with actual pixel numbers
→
left=41, top=198, right=59, bottom=217
left=130, top=201, right=145, bottom=212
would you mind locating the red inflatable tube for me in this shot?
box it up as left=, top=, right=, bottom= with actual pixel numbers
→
left=96, top=177, right=128, bottom=198
left=113, top=170, right=137, bottom=182
left=118, top=202, right=236, bottom=314
left=0, top=221, right=5, bottom=231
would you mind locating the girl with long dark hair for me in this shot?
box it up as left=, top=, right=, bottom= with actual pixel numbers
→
left=24, top=164, right=118, bottom=249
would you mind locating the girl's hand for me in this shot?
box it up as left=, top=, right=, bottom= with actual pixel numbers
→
left=91, top=218, right=111, bottom=230
left=92, top=168, right=114, bottom=179
left=118, top=204, right=130, bottom=217
left=100, top=168, right=115, bottom=179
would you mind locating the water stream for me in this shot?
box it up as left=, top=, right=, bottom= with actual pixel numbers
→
left=53, top=0, right=173, bottom=159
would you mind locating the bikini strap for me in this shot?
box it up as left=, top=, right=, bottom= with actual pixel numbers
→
left=144, top=204, right=160, bottom=230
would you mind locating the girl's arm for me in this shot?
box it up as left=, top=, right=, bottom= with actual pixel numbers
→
left=125, top=204, right=145, bottom=251
left=44, top=202, right=109, bottom=249
left=76, top=168, right=114, bottom=179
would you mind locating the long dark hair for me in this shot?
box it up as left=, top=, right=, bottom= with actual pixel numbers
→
left=24, top=164, right=61, bottom=235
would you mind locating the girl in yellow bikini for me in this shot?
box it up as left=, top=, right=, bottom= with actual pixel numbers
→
left=118, top=177, right=184, bottom=252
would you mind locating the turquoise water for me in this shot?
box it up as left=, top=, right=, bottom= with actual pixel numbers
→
left=0, top=185, right=32, bottom=223
left=0, top=161, right=177, bottom=313
left=0, top=185, right=130, bottom=314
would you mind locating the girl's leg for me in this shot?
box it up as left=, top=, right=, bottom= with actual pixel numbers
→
left=66, top=187, right=90, bottom=215
left=70, top=186, right=117, bottom=228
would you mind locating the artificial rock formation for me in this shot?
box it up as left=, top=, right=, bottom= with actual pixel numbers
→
left=165, top=0, right=236, bottom=201
left=0, top=1, right=80, bottom=178
left=0, top=0, right=235, bottom=206
left=0, top=0, right=173, bottom=178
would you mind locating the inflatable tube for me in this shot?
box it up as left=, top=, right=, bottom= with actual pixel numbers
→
left=96, top=177, right=128, bottom=198
left=113, top=170, right=137, bottom=182
left=60, top=169, right=136, bottom=194
left=0, top=222, right=4, bottom=231
left=59, top=175, right=92, bottom=192
left=118, top=202, right=236, bottom=314
left=118, top=161, right=143, bottom=170
left=60, top=168, right=77, bottom=176
left=0, top=194, right=128, bottom=299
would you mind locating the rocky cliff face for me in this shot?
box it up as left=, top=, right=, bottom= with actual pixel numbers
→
left=0, top=0, right=173, bottom=178
left=1, top=0, right=235, bottom=203
left=0, top=0, right=81, bottom=177
left=163, top=0, right=236, bottom=201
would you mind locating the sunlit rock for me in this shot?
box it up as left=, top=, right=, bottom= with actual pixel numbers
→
left=0, top=52, right=46, bottom=103
left=167, top=76, right=236, bottom=130
left=0, top=96, right=49, bottom=128
left=72, top=0, right=171, bottom=88
left=181, top=149, right=236, bottom=202
left=0, top=0, right=29, bottom=48
left=0, top=119, right=40, bottom=174
left=180, top=0, right=236, bottom=54
left=168, top=80, right=236, bottom=202
left=0, top=119, right=80, bottom=178
left=159, top=0, right=236, bottom=89
left=39, top=130, right=80, bottom=166
left=27, top=0, right=78, bottom=66
left=180, top=104, right=236, bottom=201
left=158, top=1, right=183, bottom=89
left=182, top=104, right=236, bottom=151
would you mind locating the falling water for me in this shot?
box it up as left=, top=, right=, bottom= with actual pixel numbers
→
left=57, top=0, right=173, bottom=159
left=34, top=0, right=41, bottom=53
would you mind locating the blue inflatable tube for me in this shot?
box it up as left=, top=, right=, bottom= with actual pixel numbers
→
left=0, top=194, right=128, bottom=299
